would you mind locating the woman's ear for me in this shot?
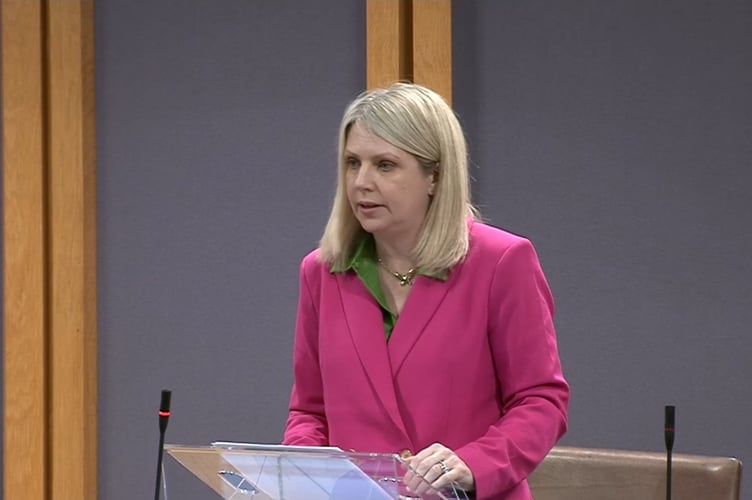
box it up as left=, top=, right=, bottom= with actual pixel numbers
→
left=428, top=166, right=438, bottom=195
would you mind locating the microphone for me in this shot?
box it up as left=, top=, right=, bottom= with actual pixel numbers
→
left=154, top=390, right=172, bottom=500
left=664, top=405, right=675, bottom=500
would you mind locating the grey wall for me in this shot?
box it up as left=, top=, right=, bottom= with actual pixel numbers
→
left=96, top=1, right=750, bottom=499
left=96, top=1, right=364, bottom=499
left=453, top=1, right=751, bottom=498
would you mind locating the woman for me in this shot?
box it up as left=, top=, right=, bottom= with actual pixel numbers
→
left=283, top=83, right=569, bottom=499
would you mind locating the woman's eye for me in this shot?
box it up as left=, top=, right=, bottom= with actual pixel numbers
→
left=378, top=162, right=395, bottom=171
left=345, top=158, right=360, bottom=169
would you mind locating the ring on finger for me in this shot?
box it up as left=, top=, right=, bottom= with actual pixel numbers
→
left=437, top=460, right=451, bottom=475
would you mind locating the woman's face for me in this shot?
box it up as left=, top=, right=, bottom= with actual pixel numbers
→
left=344, top=122, right=435, bottom=244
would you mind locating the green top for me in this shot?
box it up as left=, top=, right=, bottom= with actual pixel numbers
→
left=335, top=235, right=447, bottom=341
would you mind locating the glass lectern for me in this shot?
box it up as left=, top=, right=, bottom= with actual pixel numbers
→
left=164, top=442, right=470, bottom=499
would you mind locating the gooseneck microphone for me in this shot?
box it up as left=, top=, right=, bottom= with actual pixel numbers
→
left=664, top=405, right=675, bottom=500
left=154, top=390, right=172, bottom=500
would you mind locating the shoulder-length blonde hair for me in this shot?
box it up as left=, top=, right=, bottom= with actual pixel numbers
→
left=319, top=83, right=477, bottom=274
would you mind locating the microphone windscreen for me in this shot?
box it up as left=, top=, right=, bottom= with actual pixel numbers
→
left=160, top=390, right=172, bottom=413
left=665, top=405, right=675, bottom=430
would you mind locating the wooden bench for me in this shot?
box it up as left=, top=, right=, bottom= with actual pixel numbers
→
left=529, top=446, right=742, bottom=500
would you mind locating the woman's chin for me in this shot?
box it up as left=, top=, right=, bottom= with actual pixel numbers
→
left=357, top=219, right=388, bottom=235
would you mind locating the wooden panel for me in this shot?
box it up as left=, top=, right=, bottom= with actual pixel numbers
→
left=412, top=0, right=452, bottom=104
left=46, top=1, right=98, bottom=499
left=366, top=0, right=411, bottom=89
left=1, top=2, right=48, bottom=500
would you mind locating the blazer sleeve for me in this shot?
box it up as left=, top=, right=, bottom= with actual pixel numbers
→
left=282, top=255, right=329, bottom=446
left=455, top=238, right=570, bottom=498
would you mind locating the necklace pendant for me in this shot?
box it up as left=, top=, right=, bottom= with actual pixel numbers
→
left=378, top=258, right=415, bottom=286
left=398, top=271, right=414, bottom=286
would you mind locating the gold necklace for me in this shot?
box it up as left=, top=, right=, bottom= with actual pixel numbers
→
left=377, top=258, right=416, bottom=286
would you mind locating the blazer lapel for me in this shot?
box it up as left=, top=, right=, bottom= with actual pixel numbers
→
left=388, top=271, right=455, bottom=376
left=336, top=272, right=411, bottom=440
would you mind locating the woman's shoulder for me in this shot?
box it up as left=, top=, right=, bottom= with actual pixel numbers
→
left=295, top=249, right=326, bottom=292
left=469, top=220, right=533, bottom=255
left=301, top=248, right=321, bottom=267
left=465, top=221, right=545, bottom=277
left=299, top=248, right=340, bottom=281
left=299, top=248, right=328, bottom=274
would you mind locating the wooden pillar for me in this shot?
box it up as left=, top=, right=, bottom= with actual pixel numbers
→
left=366, top=0, right=412, bottom=88
left=2, top=2, right=48, bottom=499
left=366, top=0, right=452, bottom=103
left=46, top=1, right=98, bottom=499
left=412, top=0, right=452, bottom=104
left=2, top=1, right=98, bottom=499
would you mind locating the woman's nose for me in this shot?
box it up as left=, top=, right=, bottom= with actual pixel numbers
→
left=353, top=164, right=374, bottom=187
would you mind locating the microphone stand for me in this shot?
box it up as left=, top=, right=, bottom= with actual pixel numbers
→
left=664, top=405, right=675, bottom=500
left=154, top=390, right=172, bottom=500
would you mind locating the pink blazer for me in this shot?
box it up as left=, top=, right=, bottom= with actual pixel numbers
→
left=283, top=221, right=569, bottom=499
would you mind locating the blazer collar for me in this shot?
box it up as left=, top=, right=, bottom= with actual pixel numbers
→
left=387, top=271, right=454, bottom=375
left=336, top=269, right=454, bottom=435
left=336, top=272, right=409, bottom=439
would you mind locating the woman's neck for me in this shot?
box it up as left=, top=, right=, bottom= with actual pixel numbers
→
left=373, top=237, right=417, bottom=271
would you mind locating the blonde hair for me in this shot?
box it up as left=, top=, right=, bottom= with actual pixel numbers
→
left=319, top=83, right=477, bottom=274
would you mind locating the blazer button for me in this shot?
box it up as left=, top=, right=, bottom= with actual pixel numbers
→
left=399, top=449, right=413, bottom=459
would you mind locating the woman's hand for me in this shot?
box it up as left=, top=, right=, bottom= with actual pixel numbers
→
left=403, top=442, right=475, bottom=496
